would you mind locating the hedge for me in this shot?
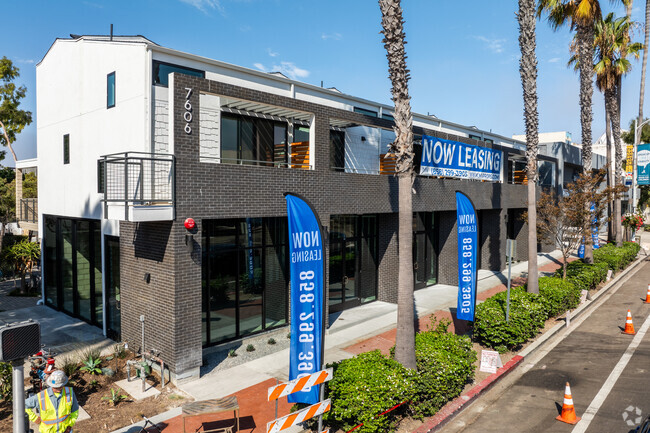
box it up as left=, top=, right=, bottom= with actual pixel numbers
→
left=593, top=242, right=640, bottom=271
left=473, top=288, right=546, bottom=353
left=410, top=320, right=476, bottom=418
left=323, top=351, right=414, bottom=433
left=555, top=261, right=608, bottom=292
left=322, top=320, right=477, bottom=432
left=536, top=277, right=579, bottom=318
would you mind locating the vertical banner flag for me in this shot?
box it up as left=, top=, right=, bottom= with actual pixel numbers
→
left=590, top=204, right=599, bottom=249
left=625, top=145, right=634, bottom=186
left=285, top=193, right=324, bottom=405
left=638, top=143, right=650, bottom=185
left=456, top=192, right=478, bottom=321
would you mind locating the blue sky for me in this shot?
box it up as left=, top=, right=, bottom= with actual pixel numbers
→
left=2, top=0, right=645, bottom=165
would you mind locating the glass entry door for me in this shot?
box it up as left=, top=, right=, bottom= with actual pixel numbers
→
left=329, top=215, right=378, bottom=313
left=413, top=213, right=438, bottom=290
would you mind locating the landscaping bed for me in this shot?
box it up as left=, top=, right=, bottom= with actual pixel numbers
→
left=315, top=242, right=641, bottom=433
left=0, top=347, right=191, bottom=432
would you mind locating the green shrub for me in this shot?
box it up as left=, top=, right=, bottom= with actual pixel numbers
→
left=323, top=350, right=414, bottom=433
left=535, top=277, right=578, bottom=318
left=473, top=288, right=546, bottom=353
left=593, top=242, right=640, bottom=271
left=0, top=362, right=11, bottom=402
left=410, top=320, right=476, bottom=418
left=557, top=261, right=608, bottom=292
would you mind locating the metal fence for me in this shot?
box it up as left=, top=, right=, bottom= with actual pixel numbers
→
left=101, top=152, right=175, bottom=220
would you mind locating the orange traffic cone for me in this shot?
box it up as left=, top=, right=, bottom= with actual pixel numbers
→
left=556, top=382, right=581, bottom=424
left=645, top=285, right=650, bottom=304
left=622, top=309, right=636, bottom=335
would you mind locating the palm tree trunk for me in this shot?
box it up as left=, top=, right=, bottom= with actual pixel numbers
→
left=379, top=0, right=416, bottom=370
left=606, top=103, right=614, bottom=243
left=640, top=1, right=650, bottom=124
left=607, top=86, right=624, bottom=246
left=577, top=23, right=595, bottom=261
left=518, top=0, right=539, bottom=293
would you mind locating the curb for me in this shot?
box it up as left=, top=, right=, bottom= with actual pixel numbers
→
left=413, top=253, right=648, bottom=433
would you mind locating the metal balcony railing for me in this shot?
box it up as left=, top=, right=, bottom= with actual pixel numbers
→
left=101, top=152, right=175, bottom=221
left=18, top=198, right=38, bottom=223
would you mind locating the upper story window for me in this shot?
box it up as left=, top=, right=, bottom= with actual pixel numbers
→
left=107, top=72, right=116, bottom=108
left=63, top=134, right=70, bottom=164
left=152, top=61, right=204, bottom=87
left=354, top=107, right=378, bottom=118
left=381, top=113, right=394, bottom=122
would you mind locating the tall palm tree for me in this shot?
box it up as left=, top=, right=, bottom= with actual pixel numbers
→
left=538, top=0, right=604, bottom=262
left=594, top=13, right=642, bottom=245
left=519, top=0, right=540, bottom=294
left=379, top=0, right=416, bottom=370
left=637, top=1, right=650, bottom=210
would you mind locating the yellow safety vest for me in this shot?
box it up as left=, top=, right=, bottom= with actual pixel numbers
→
left=35, top=387, right=75, bottom=433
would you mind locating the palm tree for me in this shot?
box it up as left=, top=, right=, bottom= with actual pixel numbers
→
left=601, top=14, right=642, bottom=243
left=519, top=0, right=540, bottom=294
left=637, top=1, right=650, bottom=210
left=379, top=0, right=416, bottom=370
left=538, top=0, right=604, bottom=262
left=594, top=13, right=642, bottom=245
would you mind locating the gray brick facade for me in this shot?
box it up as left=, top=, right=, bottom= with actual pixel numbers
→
left=118, top=73, right=538, bottom=380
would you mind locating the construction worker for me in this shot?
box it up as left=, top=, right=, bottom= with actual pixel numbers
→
left=25, top=370, right=79, bottom=433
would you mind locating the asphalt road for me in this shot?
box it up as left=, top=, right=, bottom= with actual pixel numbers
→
left=441, top=257, right=650, bottom=433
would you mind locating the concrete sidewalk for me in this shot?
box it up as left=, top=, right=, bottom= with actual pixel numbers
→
left=112, top=248, right=569, bottom=433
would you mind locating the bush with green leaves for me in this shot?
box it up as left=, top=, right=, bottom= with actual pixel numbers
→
left=323, top=350, right=414, bottom=433
left=556, top=261, right=608, bottom=292
left=80, top=356, right=102, bottom=375
left=535, top=277, right=578, bottom=318
left=410, top=319, right=476, bottom=418
left=473, top=288, right=546, bottom=353
left=0, top=362, right=11, bottom=402
left=593, top=242, right=641, bottom=271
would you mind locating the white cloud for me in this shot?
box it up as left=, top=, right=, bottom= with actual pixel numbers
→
left=267, top=48, right=279, bottom=57
left=548, top=57, right=561, bottom=63
left=17, top=59, right=34, bottom=64
left=322, top=32, right=342, bottom=41
left=179, top=0, right=223, bottom=14
left=474, top=35, right=506, bottom=54
left=254, top=61, right=310, bottom=80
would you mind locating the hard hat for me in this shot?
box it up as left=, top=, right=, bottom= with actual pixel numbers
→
left=46, top=370, right=68, bottom=388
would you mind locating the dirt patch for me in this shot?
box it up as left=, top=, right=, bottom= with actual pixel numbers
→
left=0, top=351, right=191, bottom=433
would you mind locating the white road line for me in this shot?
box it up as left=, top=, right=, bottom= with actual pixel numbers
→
left=572, top=313, right=650, bottom=433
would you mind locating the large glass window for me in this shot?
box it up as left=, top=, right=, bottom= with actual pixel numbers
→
left=413, top=212, right=438, bottom=289
left=220, top=113, right=288, bottom=166
left=43, top=216, right=103, bottom=328
left=152, top=60, right=204, bottom=87
left=329, top=215, right=378, bottom=313
left=202, top=217, right=288, bottom=346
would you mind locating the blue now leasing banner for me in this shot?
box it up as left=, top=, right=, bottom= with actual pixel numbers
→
left=420, top=135, right=503, bottom=181
left=456, top=192, right=478, bottom=321
left=285, top=193, right=324, bottom=404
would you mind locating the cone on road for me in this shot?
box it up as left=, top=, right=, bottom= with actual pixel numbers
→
left=622, top=309, right=636, bottom=335
left=556, top=382, right=581, bottom=425
left=645, top=285, right=650, bottom=304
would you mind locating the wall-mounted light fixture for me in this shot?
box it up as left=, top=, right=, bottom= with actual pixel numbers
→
left=143, top=273, right=151, bottom=284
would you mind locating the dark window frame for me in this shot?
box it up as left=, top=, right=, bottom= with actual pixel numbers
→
left=152, top=60, right=205, bottom=87
left=107, top=71, right=116, bottom=109
left=97, top=160, right=105, bottom=193
left=353, top=107, right=378, bottom=118
left=63, top=134, right=70, bottom=164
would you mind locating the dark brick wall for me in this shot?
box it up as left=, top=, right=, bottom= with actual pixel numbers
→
left=377, top=213, right=399, bottom=303
left=510, top=208, right=529, bottom=262
left=479, top=209, right=506, bottom=271
left=118, top=73, right=535, bottom=379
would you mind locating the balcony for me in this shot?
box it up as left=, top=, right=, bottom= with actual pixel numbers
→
left=101, top=152, right=175, bottom=222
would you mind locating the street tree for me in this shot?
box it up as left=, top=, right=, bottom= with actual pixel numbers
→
left=6, top=239, right=40, bottom=294
left=0, top=57, right=32, bottom=163
left=379, top=0, right=416, bottom=370
left=533, top=171, right=622, bottom=278
left=518, top=0, right=541, bottom=294
left=638, top=1, right=650, bottom=146
left=594, top=13, right=642, bottom=246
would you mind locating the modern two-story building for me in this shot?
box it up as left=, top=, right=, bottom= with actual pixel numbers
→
left=36, top=34, right=558, bottom=382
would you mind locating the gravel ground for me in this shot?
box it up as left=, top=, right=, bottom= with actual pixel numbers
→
left=201, top=327, right=291, bottom=374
